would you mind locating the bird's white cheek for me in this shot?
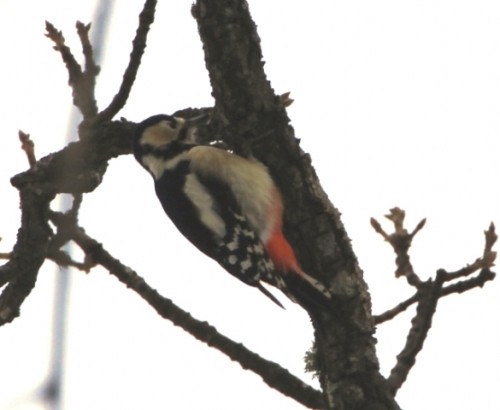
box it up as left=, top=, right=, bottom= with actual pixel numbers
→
left=183, top=174, right=226, bottom=239
left=142, top=154, right=185, bottom=180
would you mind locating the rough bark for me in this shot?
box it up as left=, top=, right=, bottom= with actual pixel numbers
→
left=193, top=1, right=398, bottom=408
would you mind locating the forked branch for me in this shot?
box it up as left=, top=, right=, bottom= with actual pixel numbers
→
left=372, top=209, right=496, bottom=394
left=45, top=0, right=157, bottom=126
left=371, top=207, right=425, bottom=287
left=96, top=0, right=157, bottom=123
left=45, top=21, right=99, bottom=119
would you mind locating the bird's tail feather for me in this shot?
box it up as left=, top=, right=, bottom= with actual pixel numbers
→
left=256, top=283, right=285, bottom=309
left=282, top=270, right=332, bottom=311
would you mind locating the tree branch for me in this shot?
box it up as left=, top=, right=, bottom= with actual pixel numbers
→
left=0, top=119, right=134, bottom=323
left=1, top=0, right=157, bottom=320
left=95, top=0, right=157, bottom=123
left=0, top=188, right=53, bottom=325
left=371, top=207, right=425, bottom=287
left=76, top=21, right=98, bottom=76
left=387, top=275, right=444, bottom=394
left=372, top=212, right=496, bottom=393
left=374, top=222, right=496, bottom=324
left=55, top=219, right=324, bottom=409
left=45, top=21, right=82, bottom=85
left=0, top=130, right=53, bottom=323
left=45, top=21, right=98, bottom=119
left=440, top=223, right=497, bottom=281
left=18, top=131, right=37, bottom=168
left=374, top=268, right=496, bottom=325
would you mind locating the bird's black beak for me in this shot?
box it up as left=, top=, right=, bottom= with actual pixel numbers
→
left=185, top=112, right=210, bottom=127
left=179, top=112, right=210, bottom=144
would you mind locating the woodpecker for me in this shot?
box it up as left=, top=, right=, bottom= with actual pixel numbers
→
left=133, top=114, right=331, bottom=309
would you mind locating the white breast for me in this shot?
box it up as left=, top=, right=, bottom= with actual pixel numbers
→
left=183, top=173, right=226, bottom=239
left=187, top=146, right=281, bottom=243
left=141, top=152, right=188, bottom=180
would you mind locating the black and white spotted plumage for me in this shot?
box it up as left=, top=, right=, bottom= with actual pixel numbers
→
left=133, top=114, right=331, bottom=309
left=133, top=114, right=290, bottom=307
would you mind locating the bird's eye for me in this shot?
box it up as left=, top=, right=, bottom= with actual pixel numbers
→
left=161, top=119, right=177, bottom=130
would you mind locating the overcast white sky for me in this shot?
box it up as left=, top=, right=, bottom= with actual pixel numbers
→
left=0, top=1, right=499, bottom=409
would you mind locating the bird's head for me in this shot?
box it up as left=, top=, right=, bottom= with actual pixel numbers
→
left=133, top=113, right=208, bottom=161
left=134, top=114, right=185, bottom=153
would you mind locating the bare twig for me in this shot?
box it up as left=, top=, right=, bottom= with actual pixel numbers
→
left=46, top=194, right=94, bottom=271
left=47, top=249, right=94, bottom=272
left=387, top=275, right=444, bottom=394
left=95, top=0, right=157, bottom=123
left=371, top=208, right=425, bottom=286
left=19, top=131, right=37, bottom=168
left=374, top=268, right=495, bottom=324
left=374, top=223, right=497, bottom=324
left=45, top=21, right=99, bottom=119
left=279, top=91, right=294, bottom=107
left=440, top=223, right=497, bottom=281
left=45, top=21, right=82, bottom=85
left=76, top=21, right=99, bottom=77
left=374, top=294, right=418, bottom=325
left=440, top=268, right=495, bottom=295
left=67, top=193, right=83, bottom=220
